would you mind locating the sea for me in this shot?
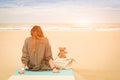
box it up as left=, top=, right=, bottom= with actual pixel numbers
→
left=0, top=23, right=120, bottom=31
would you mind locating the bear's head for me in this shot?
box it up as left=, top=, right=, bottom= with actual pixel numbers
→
left=58, top=47, right=67, bottom=58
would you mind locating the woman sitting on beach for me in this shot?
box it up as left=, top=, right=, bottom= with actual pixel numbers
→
left=19, top=25, right=59, bottom=74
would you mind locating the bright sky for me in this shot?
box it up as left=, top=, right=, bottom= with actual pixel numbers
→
left=0, top=0, right=120, bottom=24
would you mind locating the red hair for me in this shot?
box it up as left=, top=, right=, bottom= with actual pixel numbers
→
left=31, top=25, right=44, bottom=52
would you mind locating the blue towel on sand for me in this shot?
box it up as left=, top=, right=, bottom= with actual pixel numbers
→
left=14, top=68, right=74, bottom=76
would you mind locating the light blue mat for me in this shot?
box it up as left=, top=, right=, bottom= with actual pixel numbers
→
left=14, top=68, right=74, bottom=76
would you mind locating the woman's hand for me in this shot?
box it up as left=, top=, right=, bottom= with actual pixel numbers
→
left=19, top=63, right=26, bottom=74
left=18, top=70, right=24, bottom=74
left=52, top=68, right=59, bottom=73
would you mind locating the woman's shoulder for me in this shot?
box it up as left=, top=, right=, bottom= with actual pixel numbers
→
left=44, top=37, right=48, bottom=40
left=44, top=37, right=49, bottom=41
left=25, top=37, right=32, bottom=41
left=41, top=37, right=49, bottom=43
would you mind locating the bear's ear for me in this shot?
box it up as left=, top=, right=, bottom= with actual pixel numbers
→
left=59, top=47, right=66, bottom=51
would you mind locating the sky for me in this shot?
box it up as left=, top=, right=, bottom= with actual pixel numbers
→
left=0, top=0, right=120, bottom=24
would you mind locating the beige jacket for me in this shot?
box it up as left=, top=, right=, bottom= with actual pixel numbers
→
left=21, top=37, right=53, bottom=71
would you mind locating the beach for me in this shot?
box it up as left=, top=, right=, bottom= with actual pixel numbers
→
left=0, top=0, right=120, bottom=79
left=0, top=29, right=120, bottom=80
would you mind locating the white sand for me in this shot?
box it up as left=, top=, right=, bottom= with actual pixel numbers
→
left=0, top=29, right=120, bottom=80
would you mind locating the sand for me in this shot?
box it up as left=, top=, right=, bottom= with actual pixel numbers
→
left=0, top=29, right=120, bottom=80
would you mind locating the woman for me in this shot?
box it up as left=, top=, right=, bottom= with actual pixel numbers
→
left=19, top=25, right=59, bottom=74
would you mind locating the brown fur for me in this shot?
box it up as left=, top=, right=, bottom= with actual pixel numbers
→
left=58, top=47, right=67, bottom=58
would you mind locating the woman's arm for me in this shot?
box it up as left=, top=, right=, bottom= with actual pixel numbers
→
left=18, top=63, right=26, bottom=74
left=19, top=38, right=29, bottom=74
left=44, top=38, right=53, bottom=60
left=21, top=38, right=29, bottom=65
left=49, top=59, right=59, bottom=73
left=45, top=38, right=59, bottom=73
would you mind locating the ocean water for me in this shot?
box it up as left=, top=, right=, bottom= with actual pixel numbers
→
left=0, top=23, right=120, bottom=31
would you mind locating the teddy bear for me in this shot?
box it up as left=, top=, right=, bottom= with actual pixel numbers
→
left=57, top=47, right=67, bottom=58
left=54, top=47, right=75, bottom=69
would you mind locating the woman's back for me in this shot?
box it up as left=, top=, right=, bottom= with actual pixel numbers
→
left=22, top=37, right=53, bottom=71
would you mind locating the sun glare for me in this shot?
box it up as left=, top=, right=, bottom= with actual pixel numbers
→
left=75, top=19, right=94, bottom=27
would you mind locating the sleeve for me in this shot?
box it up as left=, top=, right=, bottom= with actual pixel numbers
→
left=45, top=38, right=53, bottom=61
left=21, top=38, right=29, bottom=65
